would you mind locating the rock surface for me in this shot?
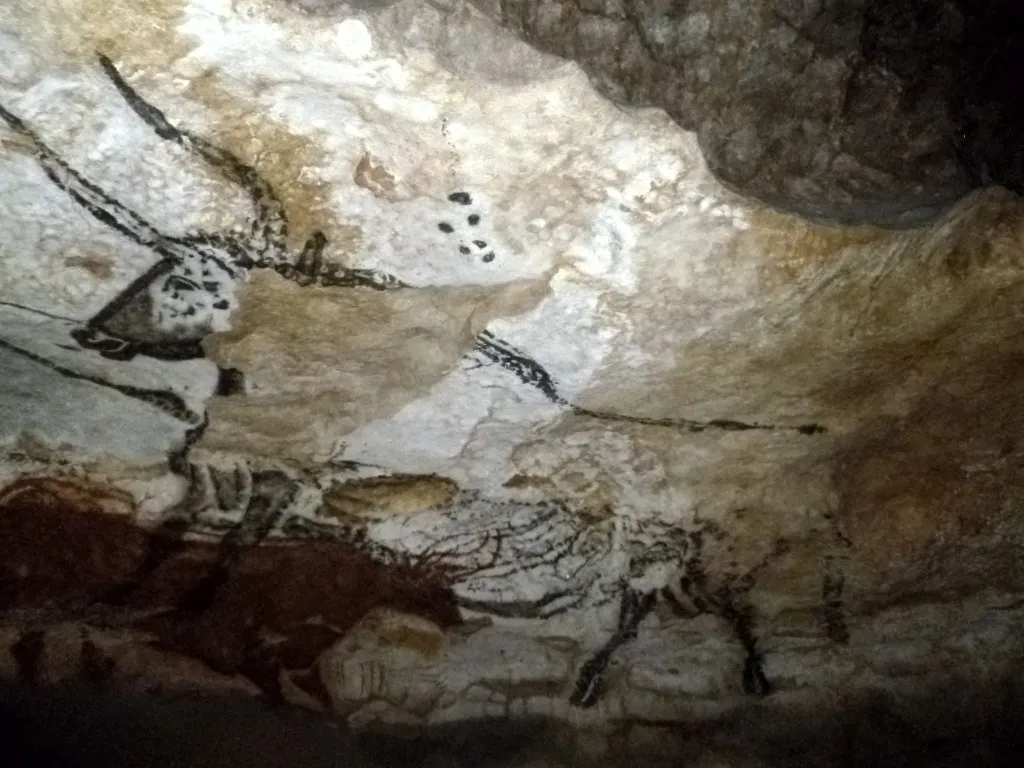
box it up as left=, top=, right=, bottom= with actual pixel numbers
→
left=1, top=0, right=1023, bottom=748
left=491, top=0, right=1024, bottom=226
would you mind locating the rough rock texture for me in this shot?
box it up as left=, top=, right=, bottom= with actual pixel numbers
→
left=490, top=0, right=1024, bottom=226
left=1, top=0, right=1024, bottom=757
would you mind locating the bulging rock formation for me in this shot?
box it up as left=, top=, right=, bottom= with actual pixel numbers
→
left=493, top=0, right=1024, bottom=226
left=1, top=0, right=1023, bottom=764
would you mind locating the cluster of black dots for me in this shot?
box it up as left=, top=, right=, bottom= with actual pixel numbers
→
left=437, top=191, right=496, bottom=263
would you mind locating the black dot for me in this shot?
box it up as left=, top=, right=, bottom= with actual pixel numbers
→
left=459, top=245, right=470, bottom=254
left=213, top=300, right=229, bottom=310
left=473, top=239, right=487, bottom=248
left=448, top=192, right=472, bottom=205
left=438, top=222, right=454, bottom=233
left=482, top=252, right=495, bottom=263
left=467, top=214, right=480, bottom=225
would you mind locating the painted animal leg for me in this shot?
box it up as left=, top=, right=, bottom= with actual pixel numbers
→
left=176, top=468, right=298, bottom=613
left=663, top=575, right=773, bottom=697
left=99, top=459, right=224, bottom=606
left=715, top=596, right=772, bottom=696
left=570, top=586, right=655, bottom=708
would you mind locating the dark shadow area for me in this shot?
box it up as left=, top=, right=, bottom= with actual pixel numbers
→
left=0, top=683, right=357, bottom=768
left=1, top=675, right=1024, bottom=767
left=952, top=1, right=1024, bottom=194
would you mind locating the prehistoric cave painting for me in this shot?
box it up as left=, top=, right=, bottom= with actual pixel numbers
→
left=289, top=483, right=776, bottom=708
left=1, top=53, right=824, bottom=452
left=570, top=521, right=774, bottom=708
left=470, top=330, right=568, bottom=406
left=2, top=50, right=815, bottom=708
left=570, top=586, right=655, bottom=707
left=0, top=302, right=208, bottom=426
left=132, top=466, right=781, bottom=709
left=820, top=554, right=850, bottom=644
left=100, top=461, right=300, bottom=612
left=667, top=575, right=773, bottom=700
left=0, top=475, right=460, bottom=704
left=1, top=467, right=785, bottom=711
left=318, top=610, right=574, bottom=723
left=438, top=191, right=496, bottom=263
left=818, top=506, right=853, bottom=644
left=0, top=52, right=404, bottom=431
left=1, top=53, right=410, bottom=590
left=469, top=331, right=825, bottom=435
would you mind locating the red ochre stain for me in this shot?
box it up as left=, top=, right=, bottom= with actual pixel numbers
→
left=138, top=539, right=462, bottom=702
left=0, top=476, right=461, bottom=704
left=0, top=477, right=148, bottom=607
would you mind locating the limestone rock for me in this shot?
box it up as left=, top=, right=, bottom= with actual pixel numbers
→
left=0, top=0, right=1023, bottom=753
left=493, top=0, right=1024, bottom=226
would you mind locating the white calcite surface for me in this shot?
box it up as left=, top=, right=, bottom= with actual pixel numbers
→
left=2, top=0, right=1024, bottom=730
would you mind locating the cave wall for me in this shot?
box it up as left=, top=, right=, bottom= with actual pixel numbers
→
left=1, top=0, right=1023, bottom=733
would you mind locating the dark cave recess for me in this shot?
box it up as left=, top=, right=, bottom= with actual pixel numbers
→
left=494, top=0, right=1024, bottom=227
left=1, top=679, right=1023, bottom=767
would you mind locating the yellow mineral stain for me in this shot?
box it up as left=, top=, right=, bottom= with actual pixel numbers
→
left=741, top=207, right=895, bottom=290
left=21, top=0, right=192, bottom=71
left=9, top=432, right=64, bottom=464
left=322, top=474, right=459, bottom=522
left=64, top=252, right=116, bottom=279
left=359, top=608, right=447, bottom=660
left=743, top=188, right=1024, bottom=292
left=354, top=153, right=398, bottom=199
left=199, top=269, right=551, bottom=460
left=182, top=70, right=364, bottom=256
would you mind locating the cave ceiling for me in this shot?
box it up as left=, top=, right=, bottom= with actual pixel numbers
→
left=1, top=0, right=1023, bottom=739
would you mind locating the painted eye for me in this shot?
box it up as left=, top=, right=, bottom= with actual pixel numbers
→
left=164, top=275, right=200, bottom=291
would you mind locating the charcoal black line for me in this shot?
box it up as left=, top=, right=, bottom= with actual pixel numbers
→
left=0, top=337, right=202, bottom=424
